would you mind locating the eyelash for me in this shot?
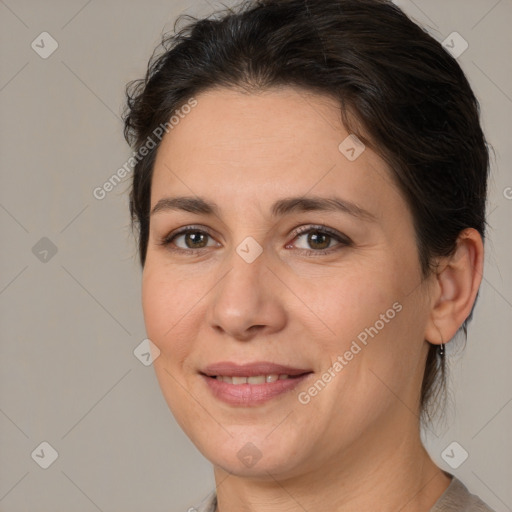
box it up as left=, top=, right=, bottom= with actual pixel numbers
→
left=158, top=224, right=352, bottom=257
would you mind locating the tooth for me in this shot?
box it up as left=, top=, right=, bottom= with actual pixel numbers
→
left=215, top=374, right=289, bottom=384
left=247, top=375, right=266, bottom=384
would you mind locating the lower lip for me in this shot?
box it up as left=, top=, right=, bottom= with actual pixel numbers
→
left=201, top=374, right=311, bottom=406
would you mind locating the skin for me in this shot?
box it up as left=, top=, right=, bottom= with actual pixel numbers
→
left=142, top=86, right=484, bottom=511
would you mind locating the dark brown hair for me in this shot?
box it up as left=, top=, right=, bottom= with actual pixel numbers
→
left=123, top=0, right=489, bottom=421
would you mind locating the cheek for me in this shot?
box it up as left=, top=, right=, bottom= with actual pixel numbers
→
left=309, top=260, right=427, bottom=396
left=141, top=264, right=198, bottom=363
left=311, top=268, right=398, bottom=348
left=141, top=265, right=203, bottom=428
left=141, top=269, right=167, bottom=344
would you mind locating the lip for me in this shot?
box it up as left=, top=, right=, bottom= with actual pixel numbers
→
left=200, top=361, right=313, bottom=406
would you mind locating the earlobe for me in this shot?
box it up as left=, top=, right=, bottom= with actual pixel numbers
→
left=424, top=228, right=484, bottom=345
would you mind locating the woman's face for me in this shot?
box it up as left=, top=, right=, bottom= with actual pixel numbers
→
left=142, top=86, right=434, bottom=478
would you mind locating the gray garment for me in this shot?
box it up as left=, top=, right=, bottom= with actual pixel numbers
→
left=191, top=476, right=495, bottom=511
left=430, top=477, right=495, bottom=512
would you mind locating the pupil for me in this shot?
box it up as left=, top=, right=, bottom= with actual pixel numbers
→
left=309, top=232, right=329, bottom=250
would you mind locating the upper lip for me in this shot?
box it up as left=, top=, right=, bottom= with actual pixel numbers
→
left=201, top=361, right=312, bottom=377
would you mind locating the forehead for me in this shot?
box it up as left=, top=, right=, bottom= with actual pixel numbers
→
left=151, top=86, right=401, bottom=218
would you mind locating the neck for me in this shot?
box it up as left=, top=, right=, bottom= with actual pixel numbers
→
left=213, top=415, right=451, bottom=512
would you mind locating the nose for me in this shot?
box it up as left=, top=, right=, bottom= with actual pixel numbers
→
left=207, top=246, right=287, bottom=342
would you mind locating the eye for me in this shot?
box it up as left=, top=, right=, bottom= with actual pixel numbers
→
left=159, top=226, right=219, bottom=253
left=288, top=225, right=351, bottom=255
left=158, top=224, right=351, bottom=256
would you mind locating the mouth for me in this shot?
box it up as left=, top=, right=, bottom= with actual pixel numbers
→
left=199, top=361, right=313, bottom=406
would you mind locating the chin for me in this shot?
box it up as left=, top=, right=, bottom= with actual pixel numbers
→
left=193, top=429, right=309, bottom=479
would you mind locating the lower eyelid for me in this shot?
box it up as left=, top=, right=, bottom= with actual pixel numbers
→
left=291, top=239, right=345, bottom=255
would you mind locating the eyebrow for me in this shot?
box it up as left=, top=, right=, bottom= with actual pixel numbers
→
left=150, top=195, right=376, bottom=221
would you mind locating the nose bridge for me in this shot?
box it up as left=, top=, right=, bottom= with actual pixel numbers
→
left=216, top=238, right=267, bottom=311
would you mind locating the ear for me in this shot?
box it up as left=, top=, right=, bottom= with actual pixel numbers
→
left=424, top=228, right=484, bottom=345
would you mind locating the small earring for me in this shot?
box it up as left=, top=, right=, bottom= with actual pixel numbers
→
left=439, top=343, right=445, bottom=357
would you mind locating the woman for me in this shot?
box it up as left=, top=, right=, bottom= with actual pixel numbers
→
left=123, top=0, right=494, bottom=510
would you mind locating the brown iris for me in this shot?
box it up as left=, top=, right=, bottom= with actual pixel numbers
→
left=185, top=231, right=208, bottom=249
left=307, top=231, right=331, bottom=250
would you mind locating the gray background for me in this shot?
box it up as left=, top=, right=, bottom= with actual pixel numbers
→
left=0, top=0, right=511, bottom=511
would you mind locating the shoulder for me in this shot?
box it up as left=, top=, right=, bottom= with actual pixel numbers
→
left=188, top=492, right=217, bottom=512
left=431, top=476, right=496, bottom=512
